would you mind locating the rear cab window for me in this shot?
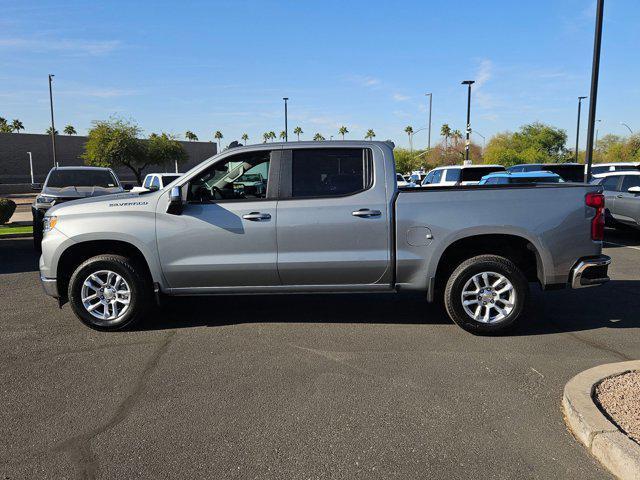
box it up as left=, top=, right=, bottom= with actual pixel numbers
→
left=445, top=169, right=461, bottom=182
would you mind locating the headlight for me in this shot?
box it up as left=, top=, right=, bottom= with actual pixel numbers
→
left=36, top=195, right=55, bottom=205
left=42, top=216, right=58, bottom=234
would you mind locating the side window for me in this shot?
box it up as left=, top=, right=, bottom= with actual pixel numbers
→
left=600, top=175, right=621, bottom=191
left=143, top=175, right=152, bottom=188
left=422, top=171, right=435, bottom=185
left=150, top=176, right=161, bottom=190
left=483, top=177, right=499, bottom=185
left=188, top=150, right=271, bottom=202
left=432, top=170, right=443, bottom=184
left=291, top=148, right=370, bottom=198
left=621, top=175, right=640, bottom=191
left=445, top=168, right=461, bottom=182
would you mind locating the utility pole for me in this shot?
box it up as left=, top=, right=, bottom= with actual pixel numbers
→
left=584, top=0, right=605, bottom=182
left=575, top=96, right=587, bottom=162
left=28, top=152, right=34, bottom=184
left=283, top=97, right=289, bottom=142
left=461, top=80, right=475, bottom=164
left=48, top=74, right=57, bottom=167
left=425, top=93, right=432, bottom=150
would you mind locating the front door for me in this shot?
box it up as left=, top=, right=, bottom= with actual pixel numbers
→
left=615, top=175, right=640, bottom=226
left=275, top=147, right=390, bottom=286
left=156, top=149, right=280, bottom=289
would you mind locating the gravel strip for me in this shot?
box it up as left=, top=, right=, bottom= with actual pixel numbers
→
left=595, top=371, right=640, bottom=445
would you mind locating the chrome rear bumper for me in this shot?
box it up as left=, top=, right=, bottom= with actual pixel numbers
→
left=570, top=255, right=611, bottom=289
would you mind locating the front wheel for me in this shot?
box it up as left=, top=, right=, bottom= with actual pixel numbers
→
left=444, top=255, right=528, bottom=335
left=68, top=254, right=151, bottom=331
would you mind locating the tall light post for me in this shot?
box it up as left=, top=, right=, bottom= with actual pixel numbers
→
left=461, top=80, right=475, bottom=164
left=620, top=122, right=633, bottom=134
left=282, top=97, right=289, bottom=142
left=48, top=74, right=57, bottom=167
left=575, top=96, right=587, bottom=162
left=584, top=0, right=605, bottom=182
left=425, top=93, right=432, bottom=150
left=473, top=131, right=486, bottom=151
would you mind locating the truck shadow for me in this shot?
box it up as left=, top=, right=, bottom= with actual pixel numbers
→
left=138, top=280, right=640, bottom=336
left=0, top=238, right=39, bottom=274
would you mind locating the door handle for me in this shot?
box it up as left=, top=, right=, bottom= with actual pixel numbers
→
left=616, top=194, right=624, bottom=198
left=242, top=212, right=271, bottom=221
left=352, top=208, right=382, bottom=217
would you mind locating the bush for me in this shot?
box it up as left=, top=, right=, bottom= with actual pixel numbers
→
left=0, top=198, right=17, bottom=224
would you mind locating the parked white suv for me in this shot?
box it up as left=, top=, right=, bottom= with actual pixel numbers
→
left=131, top=173, right=183, bottom=193
left=422, top=165, right=505, bottom=187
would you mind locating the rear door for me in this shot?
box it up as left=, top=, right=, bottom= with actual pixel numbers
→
left=615, top=175, right=640, bottom=226
left=275, top=147, right=390, bottom=286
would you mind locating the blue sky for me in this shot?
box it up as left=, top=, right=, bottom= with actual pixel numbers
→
left=1, top=0, right=638, bottom=149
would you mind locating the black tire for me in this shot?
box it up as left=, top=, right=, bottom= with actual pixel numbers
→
left=68, top=254, right=151, bottom=331
left=444, top=254, right=528, bottom=335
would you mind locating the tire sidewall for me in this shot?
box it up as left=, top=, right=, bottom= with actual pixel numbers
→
left=445, top=256, right=528, bottom=334
left=68, top=256, right=146, bottom=331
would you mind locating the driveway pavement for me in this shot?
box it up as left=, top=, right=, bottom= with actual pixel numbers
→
left=1, top=229, right=639, bottom=479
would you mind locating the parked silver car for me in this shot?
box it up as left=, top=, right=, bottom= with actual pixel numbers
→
left=592, top=171, right=640, bottom=229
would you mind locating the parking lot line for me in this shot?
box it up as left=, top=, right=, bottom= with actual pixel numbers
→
left=604, top=241, right=640, bottom=252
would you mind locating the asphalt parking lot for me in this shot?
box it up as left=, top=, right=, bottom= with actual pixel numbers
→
left=1, top=230, right=639, bottom=479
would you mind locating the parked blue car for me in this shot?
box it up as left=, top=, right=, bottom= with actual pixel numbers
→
left=479, top=171, right=564, bottom=185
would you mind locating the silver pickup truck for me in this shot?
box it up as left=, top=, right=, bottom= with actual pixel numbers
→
left=39, top=141, right=610, bottom=334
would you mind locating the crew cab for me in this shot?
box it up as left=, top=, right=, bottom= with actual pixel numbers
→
left=39, top=141, right=610, bottom=334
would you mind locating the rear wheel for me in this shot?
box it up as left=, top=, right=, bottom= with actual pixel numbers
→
left=444, top=255, right=528, bottom=334
left=68, top=254, right=151, bottom=331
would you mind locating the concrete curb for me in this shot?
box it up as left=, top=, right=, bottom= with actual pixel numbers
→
left=563, top=360, right=640, bottom=480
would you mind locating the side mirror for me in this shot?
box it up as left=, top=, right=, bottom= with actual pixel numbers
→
left=167, top=186, right=184, bottom=215
left=628, top=186, right=640, bottom=194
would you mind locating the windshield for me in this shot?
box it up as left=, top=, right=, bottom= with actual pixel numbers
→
left=46, top=169, right=119, bottom=188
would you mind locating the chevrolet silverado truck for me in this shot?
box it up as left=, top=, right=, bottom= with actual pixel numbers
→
left=39, top=141, right=611, bottom=334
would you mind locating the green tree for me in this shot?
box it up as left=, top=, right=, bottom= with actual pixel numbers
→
left=0, top=118, right=12, bottom=133
left=404, top=125, right=414, bottom=151
left=263, top=132, right=270, bottom=143
left=63, top=125, right=77, bottom=135
left=279, top=130, right=286, bottom=141
left=268, top=131, right=276, bottom=142
left=338, top=126, right=349, bottom=139
left=46, top=126, right=59, bottom=135
left=147, top=132, right=188, bottom=174
left=365, top=129, right=376, bottom=140
left=451, top=129, right=463, bottom=147
left=11, top=119, right=24, bottom=133
left=293, top=126, right=303, bottom=141
left=214, top=131, right=223, bottom=150
left=313, top=133, right=325, bottom=141
left=185, top=130, right=198, bottom=141
left=241, top=133, right=249, bottom=144
left=82, top=118, right=148, bottom=184
left=440, top=124, right=452, bottom=152
left=483, top=122, right=569, bottom=167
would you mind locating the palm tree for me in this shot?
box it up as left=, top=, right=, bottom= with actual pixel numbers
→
left=338, top=126, right=348, bottom=139
left=440, top=123, right=452, bottom=151
left=404, top=126, right=414, bottom=151
left=11, top=119, right=24, bottom=133
left=313, top=133, right=325, bottom=141
left=46, top=126, right=59, bottom=135
left=214, top=131, right=223, bottom=150
left=241, top=133, right=249, bottom=144
left=0, top=117, right=8, bottom=133
left=263, top=132, right=270, bottom=143
left=451, top=129, right=462, bottom=146
left=279, top=131, right=286, bottom=141
left=63, top=125, right=77, bottom=135
left=185, top=130, right=198, bottom=141
left=365, top=129, right=376, bottom=140
left=293, top=126, right=303, bottom=141
left=268, top=131, right=276, bottom=142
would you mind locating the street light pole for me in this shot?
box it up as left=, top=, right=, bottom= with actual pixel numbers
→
left=425, top=93, right=432, bottom=150
left=595, top=119, right=602, bottom=146
left=28, top=152, right=34, bottom=184
left=620, top=122, right=633, bottom=134
left=474, top=131, right=486, bottom=151
left=283, top=97, right=289, bottom=142
left=584, top=0, right=605, bottom=182
left=461, top=80, right=475, bottom=164
left=575, top=96, right=587, bottom=162
left=48, top=74, right=57, bottom=167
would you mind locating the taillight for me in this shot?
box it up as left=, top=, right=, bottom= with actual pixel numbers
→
left=586, top=192, right=605, bottom=241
